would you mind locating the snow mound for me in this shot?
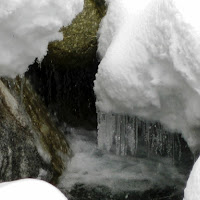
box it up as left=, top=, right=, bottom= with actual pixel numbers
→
left=94, top=0, right=200, bottom=151
left=0, top=0, right=84, bottom=77
left=59, top=131, right=185, bottom=192
left=184, top=156, right=200, bottom=200
left=0, top=179, right=68, bottom=200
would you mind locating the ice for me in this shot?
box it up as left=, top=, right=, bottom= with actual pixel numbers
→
left=94, top=0, right=200, bottom=152
left=97, top=111, right=182, bottom=160
left=97, top=112, right=115, bottom=152
left=0, top=0, right=84, bottom=77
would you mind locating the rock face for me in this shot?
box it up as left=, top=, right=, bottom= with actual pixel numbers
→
left=0, top=78, right=71, bottom=184
left=27, top=0, right=106, bottom=130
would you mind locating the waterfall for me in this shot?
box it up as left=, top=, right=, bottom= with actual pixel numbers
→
left=97, top=111, right=182, bottom=160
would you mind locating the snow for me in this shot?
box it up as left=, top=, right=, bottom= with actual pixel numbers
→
left=94, top=0, right=200, bottom=152
left=184, top=156, right=200, bottom=200
left=0, top=0, right=84, bottom=77
left=0, top=178, right=68, bottom=200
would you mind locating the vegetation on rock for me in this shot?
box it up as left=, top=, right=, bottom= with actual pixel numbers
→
left=47, top=0, right=106, bottom=69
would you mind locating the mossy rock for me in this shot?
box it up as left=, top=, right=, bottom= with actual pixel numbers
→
left=0, top=77, right=71, bottom=184
left=47, top=0, right=106, bottom=69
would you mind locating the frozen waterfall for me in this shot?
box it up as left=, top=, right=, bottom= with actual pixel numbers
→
left=97, top=111, right=182, bottom=161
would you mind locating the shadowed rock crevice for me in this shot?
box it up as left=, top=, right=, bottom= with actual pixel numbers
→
left=26, top=0, right=106, bottom=130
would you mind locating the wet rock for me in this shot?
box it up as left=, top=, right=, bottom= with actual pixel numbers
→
left=0, top=78, right=71, bottom=184
left=61, top=184, right=183, bottom=200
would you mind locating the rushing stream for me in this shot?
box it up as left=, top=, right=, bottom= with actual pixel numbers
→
left=57, top=125, right=193, bottom=200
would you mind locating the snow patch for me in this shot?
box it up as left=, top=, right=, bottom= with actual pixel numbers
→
left=0, top=179, right=68, bottom=200
left=184, top=156, right=200, bottom=200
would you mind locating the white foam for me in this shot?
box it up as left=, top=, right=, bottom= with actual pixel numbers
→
left=59, top=131, right=185, bottom=192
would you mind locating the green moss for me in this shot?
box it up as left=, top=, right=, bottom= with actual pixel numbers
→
left=47, top=0, right=106, bottom=69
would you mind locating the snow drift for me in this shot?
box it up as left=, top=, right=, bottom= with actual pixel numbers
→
left=0, top=0, right=83, bottom=77
left=184, top=156, right=200, bottom=200
left=94, top=0, right=200, bottom=152
left=0, top=179, right=68, bottom=200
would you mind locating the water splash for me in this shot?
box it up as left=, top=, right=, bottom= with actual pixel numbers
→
left=58, top=127, right=186, bottom=193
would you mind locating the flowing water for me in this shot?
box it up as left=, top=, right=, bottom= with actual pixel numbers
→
left=58, top=122, right=194, bottom=200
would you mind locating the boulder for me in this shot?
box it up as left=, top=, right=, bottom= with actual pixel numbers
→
left=0, top=77, right=71, bottom=184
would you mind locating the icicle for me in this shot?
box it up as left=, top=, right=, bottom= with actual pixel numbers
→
left=127, top=117, right=136, bottom=155
left=115, top=115, right=121, bottom=155
left=97, top=111, right=183, bottom=163
left=120, top=116, right=127, bottom=156
left=119, top=116, right=123, bottom=155
left=97, top=112, right=106, bottom=150
left=145, top=122, right=151, bottom=157
left=134, top=117, right=138, bottom=155
left=105, top=113, right=115, bottom=152
left=97, top=111, right=115, bottom=152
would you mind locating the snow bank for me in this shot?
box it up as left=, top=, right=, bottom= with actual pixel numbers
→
left=0, top=179, right=68, bottom=200
left=0, top=0, right=84, bottom=77
left=184, top=156, right=200, bottom=200
left=94, top=0, right=200, bottom=151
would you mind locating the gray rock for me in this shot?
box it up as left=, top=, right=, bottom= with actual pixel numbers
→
left=0, top=78, right=71, bottom=184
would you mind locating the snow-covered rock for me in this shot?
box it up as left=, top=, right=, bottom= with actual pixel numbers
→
left=184, top=156, right=200, bottom=200
left=94, top=0, right=200, bottom=152
left=0, top=179, right=68, bottom=200
left=0, top=0, right=84, bottom=77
